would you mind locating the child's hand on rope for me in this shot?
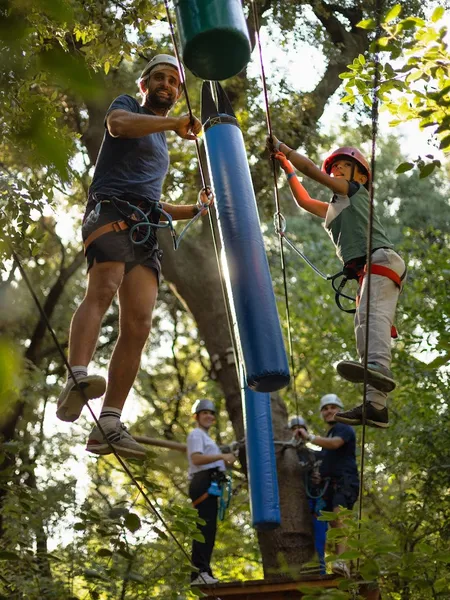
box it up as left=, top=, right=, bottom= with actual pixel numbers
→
left=197, top=186, right=214, bottom=216
left=266, top=134, right=281, bottom=153
left=272, top=151, right=294, bottom=176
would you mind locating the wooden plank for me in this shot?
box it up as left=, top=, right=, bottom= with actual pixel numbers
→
left=199, top=577, right=381, bottom=599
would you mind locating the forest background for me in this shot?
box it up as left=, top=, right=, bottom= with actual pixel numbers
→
left=0, top=0, right=449, bottom=598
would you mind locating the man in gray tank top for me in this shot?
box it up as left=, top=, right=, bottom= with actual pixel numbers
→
left=56, top=55, right=213, bottom=459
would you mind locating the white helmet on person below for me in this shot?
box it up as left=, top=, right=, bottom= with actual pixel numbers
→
left=319, top=394, right=344, bottom=411
left=139, top=54, right=184, bottom=84
left=289, top=416, right=308, bottom=430
left=192, top=398, right=216, bottom=415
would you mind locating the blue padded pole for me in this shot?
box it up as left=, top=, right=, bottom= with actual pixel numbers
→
left=203, top=117, right=290, bottom=393
left=242, top=384, right=280, bottom=530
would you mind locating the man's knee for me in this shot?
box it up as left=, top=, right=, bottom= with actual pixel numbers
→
left=120, top=313, right=153, bottom=344
left=85, top=262, right=124, bottom=310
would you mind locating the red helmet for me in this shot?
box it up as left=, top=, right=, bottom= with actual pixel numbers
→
left=322, top=147, right=371, bottom=180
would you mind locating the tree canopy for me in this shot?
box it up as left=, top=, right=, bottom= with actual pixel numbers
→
left=0, top=1, right=449, bottom=599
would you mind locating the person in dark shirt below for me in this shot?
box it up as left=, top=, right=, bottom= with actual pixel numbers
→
left=56, top=54, right=213, bottom=459
left=295, top=394, right=359, bottom=578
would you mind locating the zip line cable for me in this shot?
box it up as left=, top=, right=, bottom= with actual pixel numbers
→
left=250, top=0, right=300, bottom=420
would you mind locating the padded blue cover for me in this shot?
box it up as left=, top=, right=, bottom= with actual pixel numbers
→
left=243, top=386, right=280, bottom=530
left=204, top=121, right=290, bottom=392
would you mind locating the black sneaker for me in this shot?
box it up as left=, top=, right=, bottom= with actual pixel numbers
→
left=336, top=360, right=396, bottom=393
left=335, top=403, right=389, bottom=428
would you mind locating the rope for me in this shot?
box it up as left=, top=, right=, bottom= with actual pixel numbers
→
left=7, top=246, right=213, bottom=590
left=162, top=0, right=208, bottom=191
left=356, top=0, right=383, bottom=568
left=162, top=0, right=241, bottom=380
left=250, top=0, right=300, bottom=420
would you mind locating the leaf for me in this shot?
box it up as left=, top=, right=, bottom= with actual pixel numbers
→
left=73, top=522, right=86, bottom=531
left=357, top=18, right=376, bottom=30
left=84, top=569, right=107, bottom=580
left=338, top=550, right=361, bottom=560
left=96, top=548, right=113, bottom=557
left=124, top=512, right=141, bottom=533
left=431, top=6, right=445, bottom=23
left=358, top=54, right=366, bottom=65
left=396, top=162, right=414, bottom=174
left=126, top=572, right=145, bottom=583
left=153, top=526, right=168, bottom=540
left=104, top=61, right=110, bottom=75
left=439, top=134, right=450, bottom=151
left=360, top=558, right=380, bottom=580
left=0, top=551, right=19, bottom=561
left=384, top=4, right=402, bottom=23
left=108, top=507, right=129, bottom=519
left=419, top=162, right=437, bottom=178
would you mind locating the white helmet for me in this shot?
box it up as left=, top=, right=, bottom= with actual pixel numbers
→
left=139, top=54, right=184, bottom=83
left=289, top=416, right=308, bottom=430
left=192, top=399, right=215, bottom=415
left=319, top=394, right=344, bottom=411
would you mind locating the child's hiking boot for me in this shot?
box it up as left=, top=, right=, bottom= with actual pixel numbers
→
left=336, top=360, right=396, bottom=393
left=56, top=375, right=106, bottom=422
left=331, top=560, right=350, bottom=578
left=86, top=421, right=147, bottom=460
left=334, top=402, right=389, bottom=429
left=191, top=573, right=219, bottom=586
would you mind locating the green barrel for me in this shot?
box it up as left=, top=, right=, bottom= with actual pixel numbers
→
left=174, top=0, right=251, bottom=80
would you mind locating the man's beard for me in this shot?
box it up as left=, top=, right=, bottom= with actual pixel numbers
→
left=147, top=88, right=176, bottom=110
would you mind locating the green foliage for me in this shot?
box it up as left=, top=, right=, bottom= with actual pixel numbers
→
left=340, top=6, right=450, bottom=175
left=0, top=0, right=449, bottom=598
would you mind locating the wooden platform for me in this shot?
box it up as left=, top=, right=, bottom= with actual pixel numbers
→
left=199, top=575, right=381, bottom=599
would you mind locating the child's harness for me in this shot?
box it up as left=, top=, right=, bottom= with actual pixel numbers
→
left=339, top=252, right=407, bottom=338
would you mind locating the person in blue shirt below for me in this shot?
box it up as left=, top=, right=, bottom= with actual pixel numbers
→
left=56, top=54, right=213, bottom=459
left=295, top=394, right=360, bottom=579
left=267, top=137, right=406, bottom=429
left=187, top=399, right=237, bottom=586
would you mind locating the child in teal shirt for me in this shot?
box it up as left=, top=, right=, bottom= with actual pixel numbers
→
left=268, top=137, right=406, bottom=428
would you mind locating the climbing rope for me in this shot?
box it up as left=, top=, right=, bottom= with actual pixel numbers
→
left=252, top=0, right=385, bottom=583
left=163, top=0, right=242, bottom=383
left=8, top=246, right=202, bottom=580
left=357, top=0, right=384, bottom=538
left=250, top=0, right=300, bottom=421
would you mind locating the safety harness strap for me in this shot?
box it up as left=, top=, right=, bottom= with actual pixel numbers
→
left=363, top=263, right=403, bottom=287
left=84, top=220, right=128, bottom=254
left=356, top=264, right=407, bottom=339
left=192, top=492, right=209, bottom=508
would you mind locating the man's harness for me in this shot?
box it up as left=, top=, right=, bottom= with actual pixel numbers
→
left=83, top=193, right=206, bottom=254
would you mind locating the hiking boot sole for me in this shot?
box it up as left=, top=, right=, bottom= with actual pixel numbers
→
left=86, top=441, right=146, bottom=460
left=56, top=376, right=106, bottom=422
left=335, top=413, right=389, bottom=429
left=336, top=361, right=396, bottom=393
